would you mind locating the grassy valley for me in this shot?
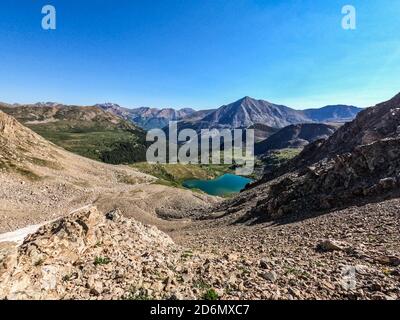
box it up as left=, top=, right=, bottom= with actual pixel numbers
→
left=0, top=104, right=147, bottom=164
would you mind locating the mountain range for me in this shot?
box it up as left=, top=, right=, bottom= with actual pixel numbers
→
left=197, top=96, right=361, bottom=129
left=98, top=97, right=362, bottom=131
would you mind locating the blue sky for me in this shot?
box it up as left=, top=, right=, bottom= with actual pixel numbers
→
left=1, top=0, right=400, bottom=110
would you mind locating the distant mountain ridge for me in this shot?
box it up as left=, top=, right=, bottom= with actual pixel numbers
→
left=254, top=123, right=338, bottom=155
left=97, top=103, right=204, bottom=130
left=303, top=105, right=361, bottom=123
left=129, top=107, right=196, bottom=130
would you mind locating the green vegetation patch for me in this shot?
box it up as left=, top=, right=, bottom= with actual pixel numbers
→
left=94, top=256, right=111, bottom=266
left=203, top=288, right=220, bottom=300
left=260, top=148, right=302, bottom=171
left=131, top=162, right=232, bottom=188
left=28, top=125, right=147, bottom=164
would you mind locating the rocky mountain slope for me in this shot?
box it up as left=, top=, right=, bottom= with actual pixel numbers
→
left=307, top=93, right=400, bottom=161
left=246, top=138, right=400, bottom=222
left=255, top=123, right=337, bottom=155
left=180, top=196, right=399, bottom=300
left=0, top=207, right=184, bottom=300
left=0, top=103, right=147, bottom=164
left=261, top=93, right=400, bottom=181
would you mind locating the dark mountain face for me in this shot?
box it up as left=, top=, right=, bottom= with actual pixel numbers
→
left=316, top=94, right=400, bottom=156
left=303, top=105, right=362, bottom=123
left=248, top=124, right=279, bottom=143
left=254, top=123, right=337, bottom=155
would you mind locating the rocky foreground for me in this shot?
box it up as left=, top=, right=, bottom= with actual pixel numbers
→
left=0, top=207, right=186, bottom=300
left=0, top=199, right=399, bottom=300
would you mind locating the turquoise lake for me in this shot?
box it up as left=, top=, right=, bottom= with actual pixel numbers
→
left=183, top=174, right=253, bottom=196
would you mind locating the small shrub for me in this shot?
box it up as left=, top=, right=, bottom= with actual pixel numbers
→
left=34, top=259, right=44, bottom=266
left=94, top=256, right=111, bottom=266
left=203, top=289, right=219, bottom=300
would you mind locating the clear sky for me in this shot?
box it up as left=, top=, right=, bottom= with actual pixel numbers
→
left=1, top=0, right=400, bottom=110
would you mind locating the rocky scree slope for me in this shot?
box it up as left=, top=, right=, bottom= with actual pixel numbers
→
left=249, top=138, right=400, bottom=221
left=0, top=207, right=181, bottom=299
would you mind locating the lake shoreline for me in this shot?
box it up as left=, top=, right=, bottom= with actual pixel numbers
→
left=183, top=174, right=253, bottom=197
